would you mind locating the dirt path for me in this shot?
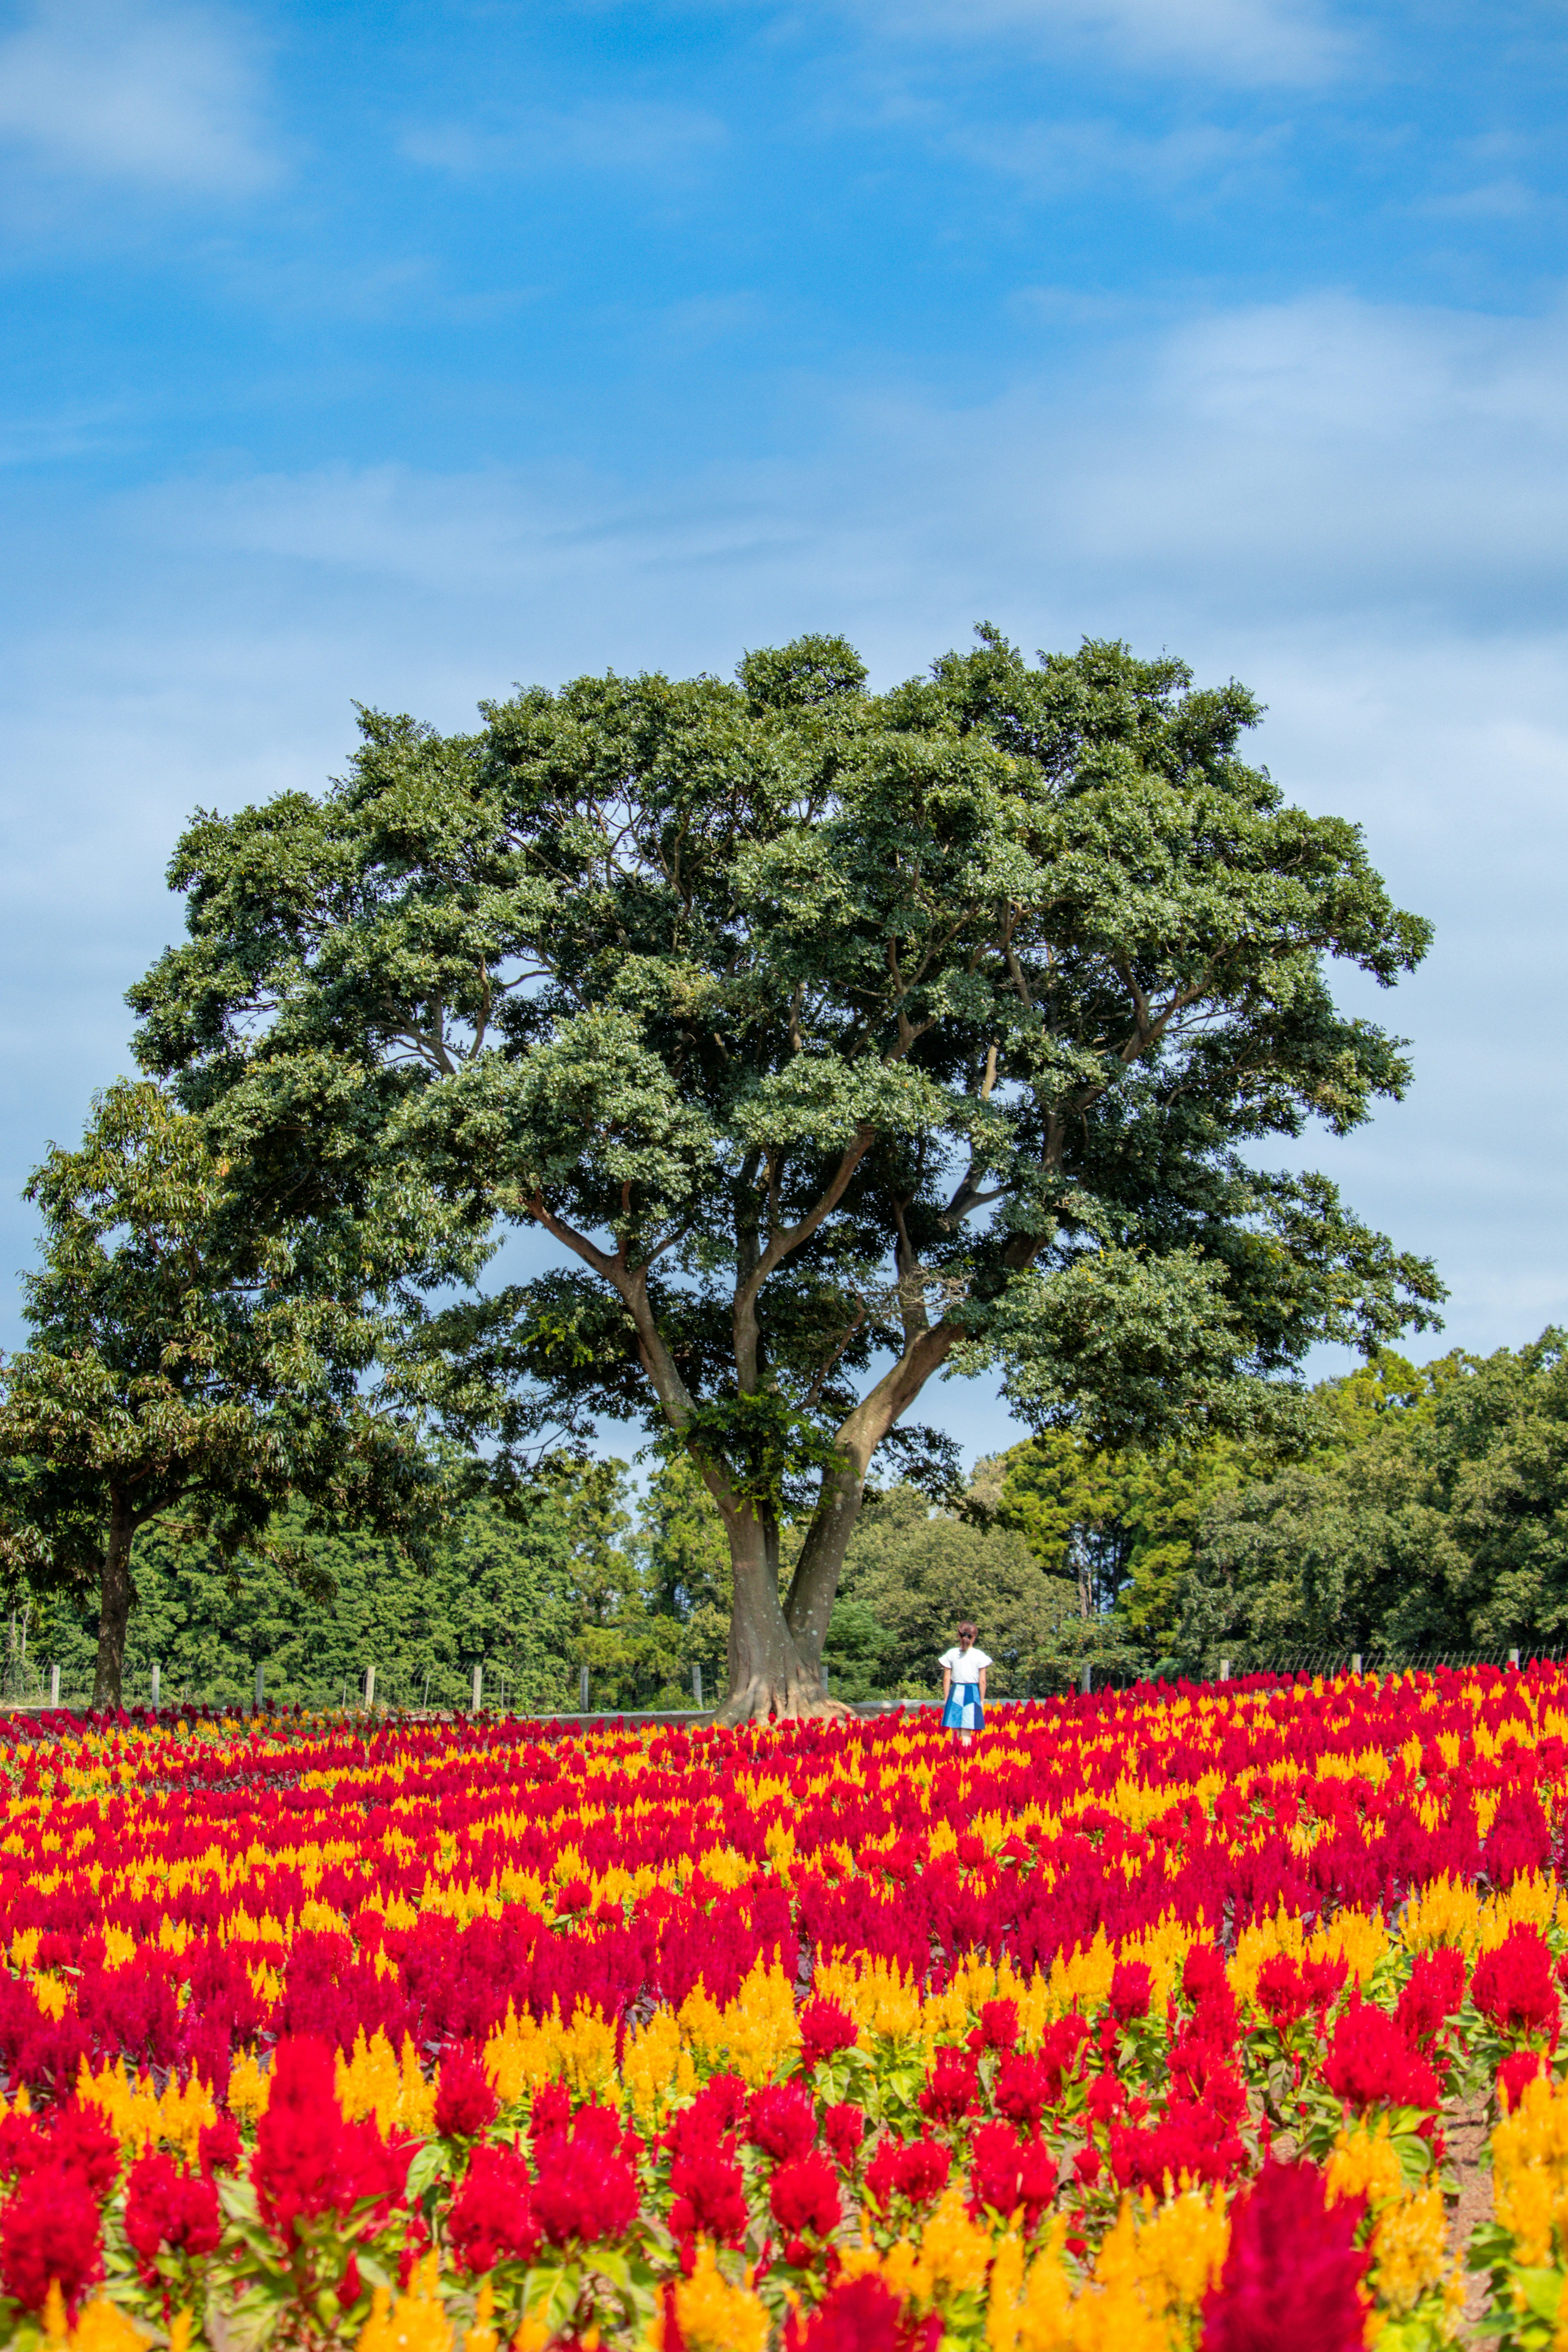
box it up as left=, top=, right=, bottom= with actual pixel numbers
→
left=1445, top=2088, right=1493, bottom=2339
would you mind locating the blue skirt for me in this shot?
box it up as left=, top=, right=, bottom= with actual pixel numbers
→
left=942, top=1681, right=984, bottom=1731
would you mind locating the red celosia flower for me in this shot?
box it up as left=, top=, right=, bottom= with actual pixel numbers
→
left=1074, top=2144, right=1102, bottom=2186
left=1301, top=1957, right=1350, bottom=2016
left=770, top=2150, right=842, bottom=2240
left=1323, top=2005, right=1439, bottom=2112
left=0, top=2113, right=39, bottom=2179
left=531, top=2104, right=638, bottom=2246
left=48, top=2103, right=120, bottom=2198
left=1109, top=1964, right=1152, bottom=2025
left=1201, top=2160, right=1370, bottom=2352
left=1037, top=2015, right=1091, bottom=2098
left=1183, top=1944, right=1229, bottom=2009
left=1497, top=2050, right=1549, bottom=2114
left=0, top=2158, right=105, bottom=2319
left=665, top=2074, right=749, bottom=2162
left=252, top=2036, right=409, bottom=2249
left=749, top=2083, right=817, bottom=2165
left=1256, top=1955, right=1312, bottom=2032
left=1396, top=1949, right=1466, bottom=2053
left=123, top=2151, right=221, bottom=2283
left=800, top=2000, right=860, bottom=2068
left=865, top=2134, right=950, bottom=2210
left=1473, top=1927, right=1561, bottom=2045
left=978, top=1999, right=1020, bottom=2050
left=1085, top=2071, right=1125, bottom=2125
left=783, top=2272, right=942, bottom=2351
left=446, top=2141, right=540, bottom=2272
left=1483, top=1787, right=1552, bottom=1886
left=669, top=2140, right=748, bottom=2245
left=966, top=2121, right=1056, bottom=2227
left=436, top=2047, right=498, bottom=2140
left=992, top=2048, right=1055, bottom=2129
left=199, top=2114, right=244, bottom=2176
left=917, top=2048, right=978, bottom=2127
left=822, top=2104, right=866, bottom=2169
left=1110, top=2095, right=1245, bottom=2193
left=528, top=2080, right=573, bottom=2148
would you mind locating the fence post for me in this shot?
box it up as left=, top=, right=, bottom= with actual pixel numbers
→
left=1079, top=1664, right=1092, bottom=1695
left=150, top=1662, right=161, bottom=1711
left=1219, top=1659, right=1230, bottom=1682
left=364, top=1664, right=376, bottom=1711
left=253, top=1662, right=265, bottom=1710
left=1509, top=1647, right=1521, bottom=1669
left=1351, top=1653, right=1363, bottom=1677
left=472, top=1663, right=483, bottom=1715
left=692, top=1663, right=703, bottom=1708
left=49, top=1664, right=59, bottom=1708
left=579, top=1664, right=590, bottom=1713
left=822, top=1662, right=831, bottom=1695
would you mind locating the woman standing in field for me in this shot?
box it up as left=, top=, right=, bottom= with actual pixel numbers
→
left=940, top=1621, right=991, bottom=1744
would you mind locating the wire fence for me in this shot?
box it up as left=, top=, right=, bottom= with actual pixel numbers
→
left=3, top=1640, right=1561, bottom=1723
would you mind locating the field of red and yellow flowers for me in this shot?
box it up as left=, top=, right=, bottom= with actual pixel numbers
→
left=5, top=1667, right=1568, bottom=2352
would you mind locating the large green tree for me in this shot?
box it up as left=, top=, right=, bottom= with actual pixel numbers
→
left=0, top=1080, right=429, bottom=1706
left=129, top=630, right=1441, bottom=1721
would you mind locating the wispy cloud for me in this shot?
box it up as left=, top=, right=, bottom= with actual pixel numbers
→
left=817, top=0, right=1350, bottom=87
left=0, top=0, right=275, bottom=194
left=401, top=100, right=728, bottom=180
left=947, top=114, right=1285, bottom=197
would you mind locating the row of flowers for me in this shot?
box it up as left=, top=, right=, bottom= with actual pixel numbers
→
left=2, top=1665, right=1568, bottom=2346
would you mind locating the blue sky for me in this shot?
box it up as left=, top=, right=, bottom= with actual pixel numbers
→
left=3, top=0, right=1567, bottom=1463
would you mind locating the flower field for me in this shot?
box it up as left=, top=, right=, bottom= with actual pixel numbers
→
left=6, top=1670, right=1568, bottom=2350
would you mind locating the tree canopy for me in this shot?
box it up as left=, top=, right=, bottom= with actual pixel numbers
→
left=127, top=628, right=1442, bottom=1719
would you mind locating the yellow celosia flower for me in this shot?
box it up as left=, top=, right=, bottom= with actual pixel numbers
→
left=1326, top=2120, right=1404, bottom=2214
left=622, top=2008, right=685, bottom=2126
left=43, top=2284, right=69, bottom=2349
left=463, top=2278, right=497, bottom=2352
left=1368, top=2183, right=1452, bottom=2317
left=667, top=2241, right=769, bottom=2352
left=67, top=2299, right=153, bottom=2352
left=1493, top=2070, right=1568, bottom=2267
left=1124, top=2188, right=1229, bottom=2315
left=677, top=1962, right=801, bottom=2085
left=228, top=2047, right=270, bottom=2125
left=919, top=2185, right=994, bottom=2297
left=338, top=2027, right=438, bottom=2136
left=356, top=2253, right=454, bottom=2352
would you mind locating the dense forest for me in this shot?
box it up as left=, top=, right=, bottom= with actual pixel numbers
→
left=10, top=1330, right=1565, bottom=1712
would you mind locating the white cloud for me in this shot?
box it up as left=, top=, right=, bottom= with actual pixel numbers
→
left=5, top=287, right=1568, bottom=1375
left=0, top=0, right=274, bottom=193
left=401, top=99, right=727, bottom=179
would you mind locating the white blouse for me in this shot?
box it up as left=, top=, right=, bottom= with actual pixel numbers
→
left=940, top=1646, right=992, bottom=1685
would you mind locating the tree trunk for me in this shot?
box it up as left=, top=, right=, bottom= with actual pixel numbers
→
left=91, top=1492, right=136, bottom=1711
left=717, top=1504, right=847, bottom=1725
left=784, top=1457, right=867, bottom=1672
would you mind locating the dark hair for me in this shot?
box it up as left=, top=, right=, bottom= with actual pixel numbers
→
left=958, top=1621, right=978, bottom=1645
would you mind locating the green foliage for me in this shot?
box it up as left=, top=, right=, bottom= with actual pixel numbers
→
left=1174, top=1334, right=1568, bottom=1671
left=17, top=1459, right=734, bottom=1715
left=0, top=1079, right=437, bottom=1702
left=833, top=1483, right=1133, bottom=1696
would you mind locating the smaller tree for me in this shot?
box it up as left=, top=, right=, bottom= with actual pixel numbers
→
left=0, top=1081, right=430, bottom=1708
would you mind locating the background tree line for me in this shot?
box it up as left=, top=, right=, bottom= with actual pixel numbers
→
left=13, top=1323, right=1560, bottom=1709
